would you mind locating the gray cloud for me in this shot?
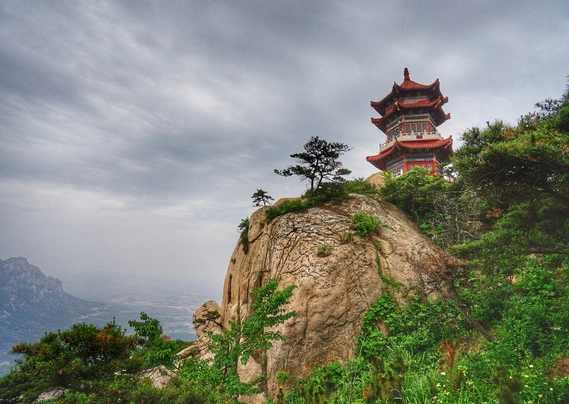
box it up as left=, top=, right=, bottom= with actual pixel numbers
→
left=1, top=0, right=568, bottom=295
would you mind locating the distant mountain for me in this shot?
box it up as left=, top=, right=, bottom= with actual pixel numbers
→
left=0, top=257, right=109, bottom=375
left=0, top=257, right=219, bottom=376
left=0, top=257, right=103, bottom=341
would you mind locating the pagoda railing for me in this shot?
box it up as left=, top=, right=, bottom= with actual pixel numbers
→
left=379, top=132, right=443, bottom=152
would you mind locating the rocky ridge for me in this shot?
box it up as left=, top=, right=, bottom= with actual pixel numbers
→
left=193, top=193, right=456, bottom=402
left=0, top=257, right=103, bottom=375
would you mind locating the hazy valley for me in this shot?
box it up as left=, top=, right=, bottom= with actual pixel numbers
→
left=0, top=257, right=220, bottom=376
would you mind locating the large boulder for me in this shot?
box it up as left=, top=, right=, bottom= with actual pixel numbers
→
left=193, top=194, right=454, bottom=402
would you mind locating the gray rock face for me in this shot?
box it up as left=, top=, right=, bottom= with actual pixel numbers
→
left=194, top=194, right=453, bottom=402
left=35, top=387, right=68, bottom=402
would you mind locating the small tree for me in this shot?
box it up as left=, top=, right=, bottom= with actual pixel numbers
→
left=274, top=136, right=351, bottom=195
left=252, top=189, right=274, bottom=206
left=129, top=312, right=183, bottom=369
left=1, top=322, right=141, bottom=402
left=195, top=278, right=296, bottom=398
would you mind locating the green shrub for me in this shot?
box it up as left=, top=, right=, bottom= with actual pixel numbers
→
left=238, top=217, right=249, bottom=242
left=342, top=177, right=378, bottom=197
left=350, top=212, right=380, bottom=237
left=238, top=217, right=250, bottom=253
left=344, top=231, right=355, bottom=243
left=303, top=179, right=377, bottom=207
left=316, top=244, right=332, bottom=257
left=266, top=199, right=307, bottom=221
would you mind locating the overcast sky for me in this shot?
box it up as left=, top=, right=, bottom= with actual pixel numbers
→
left=1, top=1, right=568, bottom=298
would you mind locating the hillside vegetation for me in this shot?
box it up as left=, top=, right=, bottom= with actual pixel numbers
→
left=1, top=86, right=568, bottom=403
left=282, top=86, right=569, bottom=403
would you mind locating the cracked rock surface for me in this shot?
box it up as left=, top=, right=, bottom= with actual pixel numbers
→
left=194, top=194, right=454, bottom=402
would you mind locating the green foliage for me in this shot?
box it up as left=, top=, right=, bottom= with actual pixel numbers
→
left=341, top=177, right=378, bottom=197
left=304, top=181, right=349, bottom=206
left=284, top=362, right=346, bottom=403
left=379, top=166, right=484, bottom=248
left=281, top=86, right=569, bottom=403
left=265, top=178, right=378, bottom=222
left=252, top=189, right=274, bottom=207
left=276, top=370, right=290, bottom=386
left=380, top=166, right=451, bottom=222
left=350, top=212, right=380, bottom=237
left=0, top=321, right=141, bottom=403
left=266, top=199, right=308, bottom=221
left=0, top=280, right=295, bottom=403
left=197, top=278, right=297, bottom=398
left=5, top=86, right=569, bottom=404
left=274, top=136, right=351, bottom=195
left=316, top=244, right=332, bottom=257
left=130, top=312, right=163, bottom=343
left=238, top=217, right=250, bottom=252
left=484, top=257, right=569, bottom=367
left=452, top=92, right=569, bottom=258
left=129, top=312, right=188, bottom=369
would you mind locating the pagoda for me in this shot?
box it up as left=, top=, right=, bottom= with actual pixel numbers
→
left=366, top=68, right=453, bottom=176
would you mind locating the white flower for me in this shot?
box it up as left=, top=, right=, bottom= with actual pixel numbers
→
left=440, top=371, right=446, bottom=376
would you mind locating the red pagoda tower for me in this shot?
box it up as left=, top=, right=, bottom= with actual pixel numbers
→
left=366, top=68, right=453, bottom=176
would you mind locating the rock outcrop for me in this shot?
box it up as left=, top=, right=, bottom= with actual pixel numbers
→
left=193, top=194, right=455, bottom=402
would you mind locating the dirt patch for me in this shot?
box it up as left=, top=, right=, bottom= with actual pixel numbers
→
left=550, top=356, right=569, bottom=379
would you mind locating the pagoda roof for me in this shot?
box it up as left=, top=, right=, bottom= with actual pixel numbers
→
left=366, top=136, right=453, bottom=171
left=371, top=68, right=447, bottom=116
left=371, top=97, right=450, bottom=133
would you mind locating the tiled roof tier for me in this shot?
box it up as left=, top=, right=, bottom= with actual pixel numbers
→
left=383, top=96, right=449, bottom=116
left=371, top=68, right=447, bottom=116
left=366, top=136, right=453, bottom=171
left=371, top=97, right=451, bottom=133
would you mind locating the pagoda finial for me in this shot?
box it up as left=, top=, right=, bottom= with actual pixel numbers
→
left=403, top=67, right=410, bottom=82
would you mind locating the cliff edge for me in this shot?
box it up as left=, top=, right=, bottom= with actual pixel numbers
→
left=193, top=194, right=455, bottom=401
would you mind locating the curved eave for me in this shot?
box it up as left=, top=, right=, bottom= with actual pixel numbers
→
left=384, top=96, right=447, bottom=115
left=371, top=79, right=444, bottom=115
left=371, top=101, right=451, bottom=133
left=366, top=136, right=453, bottom=170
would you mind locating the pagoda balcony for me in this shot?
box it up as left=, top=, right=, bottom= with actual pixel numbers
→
left=379, top=132, right=443, bottom=152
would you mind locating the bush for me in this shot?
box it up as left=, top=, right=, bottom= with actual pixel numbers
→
left=266, top=199, right=307, bottom=221
left=342, top=177, right=378, bottom=197
left=350, top=212, right=380, bottom=237
left=316, top=244, right=332, bottom=257
left=2, top=322, right=141, bottom=403
left=305, top=181, right=349, bottom=206
left=238, top=217, right=250, bottom=253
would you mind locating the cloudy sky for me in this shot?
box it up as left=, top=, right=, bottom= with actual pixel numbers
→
left=1, top=1, right=568, bottom=298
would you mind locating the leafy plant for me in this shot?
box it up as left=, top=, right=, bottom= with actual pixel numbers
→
left=238, top=217, right=250, bottom=253
left=351, top=212, right=380, bottom=237
left=1, top=321, right=141, bottom=403
left=195, top=278, right=297, bottom=398
left=129, top=312, right=188, bottom=369
left=316, top=244, right=332, bottom=257
left=266, top=199, right=307, bottom=221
